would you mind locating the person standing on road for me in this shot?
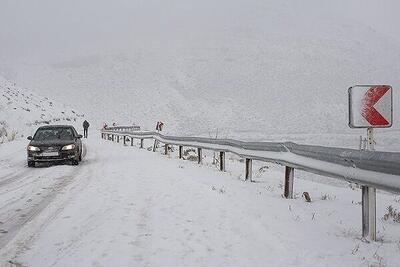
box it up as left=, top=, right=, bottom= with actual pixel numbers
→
left=83, top=120, right=90, bottom=138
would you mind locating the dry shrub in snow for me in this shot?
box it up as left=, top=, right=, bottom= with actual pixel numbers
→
left=321, top=194, right=336, bottom=201
left=383, top=206, right=400, bottom=223
left=255, top=165, right=269, bottom=178
left=0, top=121, right=17, bottom=143
left=183, top=148, right=198, bottom=162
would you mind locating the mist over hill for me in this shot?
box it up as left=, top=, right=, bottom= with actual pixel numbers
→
left=0, top=0, right=399, bottom=136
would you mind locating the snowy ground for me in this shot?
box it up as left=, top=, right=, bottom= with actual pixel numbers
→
left=0, top=76, right=85, bottom=143
left=1, top=136, right=399, bottom=266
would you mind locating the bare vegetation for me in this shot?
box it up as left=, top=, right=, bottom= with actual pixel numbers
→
left=183, top=148, right=198, bottom=162
left=0, top=121, right=17, bottom=144
left=383, top=206, right=400, bottom=223
left=321, top=194, right=336, bottom=201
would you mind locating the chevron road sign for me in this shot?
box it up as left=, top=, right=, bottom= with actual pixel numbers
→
left=349, top=85, right=393, bottom=128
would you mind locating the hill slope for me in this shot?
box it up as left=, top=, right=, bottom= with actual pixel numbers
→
left=0, top=76, right=84, bottom=142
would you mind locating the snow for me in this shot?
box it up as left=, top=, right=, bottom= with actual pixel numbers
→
left=1, top=137, right=399, bottom=266
left=0, top=0, right=400, bottom=265
left=0, top=76, right=85, bottom=141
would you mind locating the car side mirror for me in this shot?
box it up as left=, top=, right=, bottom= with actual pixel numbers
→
left=27, top=136, right=33, bottom=140
left=77, top=134, right=83, bottom=139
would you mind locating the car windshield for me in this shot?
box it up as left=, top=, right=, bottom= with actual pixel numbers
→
left=34, top=128, right=74, bottom=141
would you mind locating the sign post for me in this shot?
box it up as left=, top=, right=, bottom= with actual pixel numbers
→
left=348, top=84, right=393, bottom=242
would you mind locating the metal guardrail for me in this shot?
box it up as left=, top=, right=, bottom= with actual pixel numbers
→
left=105, top=126, right=141, bottom=132
left=100, top=127, right=400, bottom=241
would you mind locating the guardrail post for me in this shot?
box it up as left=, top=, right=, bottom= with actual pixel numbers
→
left=117, top=135, right=120, bottom=143
left=245, top=158, right=252, bottom=181
left=179, top=146, right=183, bottom=159
left=131, top=137, right=134, bottom=146
left=197, top=148, right=202, bottom=164
left=123, top=136, right=126, bottom=145
left=112, top=134, right=115, bottom=142
left=164, top=144, right=169, bottom=155
left=284, top=166, right=294, bottom=199
left=362, top=186, right=377, bottom=241
left=152, top=139, right=157, bottom=152
left=140, top=139, right=144, bottom=149
left=219, top=151, right=225, bottom=171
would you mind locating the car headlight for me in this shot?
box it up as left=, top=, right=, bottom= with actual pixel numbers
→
left=27, top=145, right=40, bottom=152
left=62, top=144, right=76, bottom=150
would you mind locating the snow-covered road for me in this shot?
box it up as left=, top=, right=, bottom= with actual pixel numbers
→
left=0, top=137, right=399, bottom=266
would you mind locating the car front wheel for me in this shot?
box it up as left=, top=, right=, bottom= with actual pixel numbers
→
left=28, top=161, right=35, bottom=167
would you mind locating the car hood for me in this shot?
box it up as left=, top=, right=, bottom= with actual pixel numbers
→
left=29, top=140, right=76, bottom=147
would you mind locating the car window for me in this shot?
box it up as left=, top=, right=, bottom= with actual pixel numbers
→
left=34, top=128, right=74, bottom=141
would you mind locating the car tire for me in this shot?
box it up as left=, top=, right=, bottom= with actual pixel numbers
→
left=72, top=159, right=79, bottom=165
left=28, top=161, right=35, bottom=167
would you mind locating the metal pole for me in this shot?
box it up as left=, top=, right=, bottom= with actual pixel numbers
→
left=367, top=127, right=374, bottom=151
left=179, top=146, right=183, bottom=159
left=284, top=166, right=294, bottom=199
left=117, top=135, right=120, bottom=143
left=112, top=134, right=115, bottom=142
left=245, top=158, right=252, bottom=181
left=362, top=186, right=377, bottom=241
left=360, top=127, right=377, bottom=241
left=197, top=148, right=202, bottom=164
left=131, top=137, right=134, bottom=146
left=123, top=136, right=126, bottom=145
left=140, top=139, right=144, bottom=149
left=164, top=144, right=169, bottom=155
left=219, top=151, right=225, bottom=172
left=152, top=139, right=157, bottom=152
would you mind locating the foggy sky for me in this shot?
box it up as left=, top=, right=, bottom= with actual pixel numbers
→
left=1, top=0, right=399, bottom=66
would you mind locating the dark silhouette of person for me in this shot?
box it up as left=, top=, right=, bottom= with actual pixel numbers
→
left=83, top=120, right=90, bottom=138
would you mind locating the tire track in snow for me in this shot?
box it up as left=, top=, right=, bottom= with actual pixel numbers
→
left=0, top=169, right=81, bottom=248
left=0, top=168, right=32, bottom=188
left=0, top=145, right=89, bottom=249
left=1, top=143, right=94, bottom=266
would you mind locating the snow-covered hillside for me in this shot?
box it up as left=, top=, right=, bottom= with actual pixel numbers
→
left=0, top=0, right=399, bottom=139
left=0, top=76, right=84, bottom=142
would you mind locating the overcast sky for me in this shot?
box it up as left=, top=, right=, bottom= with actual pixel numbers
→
left=0, top=0, right=399, bottom=65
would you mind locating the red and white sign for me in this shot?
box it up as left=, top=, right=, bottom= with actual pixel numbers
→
left=349, top=85, right=392, bottom=128
left=156, top=121, right=164, bottom=131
